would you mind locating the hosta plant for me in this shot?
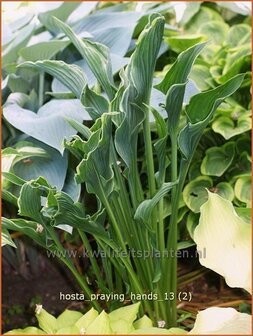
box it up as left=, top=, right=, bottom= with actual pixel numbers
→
left=2, top=4, right=251, bottom=332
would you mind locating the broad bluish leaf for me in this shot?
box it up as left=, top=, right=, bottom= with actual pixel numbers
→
left=3, top=24, right=35, bottom=66
left=38, top=2, right=81, bottom=35
left=3, top=97, right=91, bottom=153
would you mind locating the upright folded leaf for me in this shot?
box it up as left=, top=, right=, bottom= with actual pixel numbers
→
left=19, top=60, right=87, bottom=99
left=75, top=114, right=114, bottom=200
left=179, top=74, right=244, bottom=160
left=52, top=17, right=116, bottom=100
left=115, top=14, right=165, bottom=166
left=155, top=42, right=206, bottom=95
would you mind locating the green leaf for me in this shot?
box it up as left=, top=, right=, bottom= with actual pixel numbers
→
left=38, top=2, right=80, bottom=34
left=6, top=74, right=30, bottom=94
left=115, top=14, right=164, bottom=166
left=131, top=327, right=186, bottom=334
left=56, top=326, right=79, bottom=335
left=56, top=310, right=83, bottom=330
left=200, top=142, right=235, bottom=176
left=165, top=82, right=187, bottom=134
left=167, top=34, right=205, bottom=53
left=19, top=40, right=70, bottom=62
left=226, top=24, right=251, bottom=48
left=2, top=228, right=17, bottom=248
left=81, top=85, right=109, bottom=120
left=212, top=115, right=251, bottom=140
left=2, top=217, right=48, bottom=249
left=47, top=192, right=110, bottom=242
left=35, top=306, right=58, bottom=334
left=13, top=140, right=68, bottom=191
left=133, top=315, right=153, bottom=329
left=75, top=308, right=98, bottom=331
left=19, top=60, right=87, bottom=99
left=52, top=17, right=116, bottom=100
left=235, top=208, right=251, bottom=224
left=179, top=74, right=244, bottom=160
left=155, top=42, right=206, bottom=94
left=183, top=176, right=212, bottom=213
left=4, top=327, right=45, bottom=334
left=109, top=302, right=140, bottom=324
left=76, top=114, right=114, bottom=199
left=86, top=311, right=113, bottom=334
left=189, top=64, right=212, bottom=91
left=4, top=98, right=91, bottom=154
left=198, top=21, right=229, bottom=45
left=234, top=176, right=251, bottom=207
left=194, top=192, right=251, bottom=293
left=135, top=182, right=177, bottom=230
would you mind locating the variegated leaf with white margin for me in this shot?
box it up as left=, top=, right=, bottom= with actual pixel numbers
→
left=194, top=191, right=251, bottom=293
left=188, top=307, right=251, bottom=335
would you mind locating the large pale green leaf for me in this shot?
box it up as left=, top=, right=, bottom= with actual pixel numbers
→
left=194, top=192, right=251, bottom=293
left=189, top=307, right=252, bottom=335
left=52, top=17, right=116, bottom=100
left=3, top=97, right=91, bottom=153
left=155, top=42, right=206, bottom=94
left=179, top=74, right=244, bottom=160
left=200, top=142, right=235, bottom=176
left=19, top=60, right=87, bottom=98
